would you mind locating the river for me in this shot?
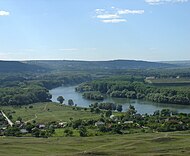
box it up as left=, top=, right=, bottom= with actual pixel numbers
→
left=50, top=86, right=190, bottom=114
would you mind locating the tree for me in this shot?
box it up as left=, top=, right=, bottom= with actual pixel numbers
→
left=105, top=110, right=112, bottom=117
left=57, top=96, right=64, bottom=104
left=68, top=99, right=74, bottom=106
left=95, top=108, right=101, bottom=114
left=64, top=129, right=73, bottom=137
left=79, top=126, right=88, bottom=137
left=116, top=104, right=123, bottom=112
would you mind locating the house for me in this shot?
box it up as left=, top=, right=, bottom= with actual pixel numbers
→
left=95, top=121, right=105, bottom=127
left=58, top=122, right=67, bottom=128
left=15, top=121, right=21, bottom=125
left=124, top=121, right=134, bottom=124
left=110, top=115, right=117, bottom=121
left=145, top=76, right=155, bottom=80
left=38, top=124, right=45, bottom=129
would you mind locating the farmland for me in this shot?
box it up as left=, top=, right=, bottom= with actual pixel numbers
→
left=145, top=78, right=190, bottom=86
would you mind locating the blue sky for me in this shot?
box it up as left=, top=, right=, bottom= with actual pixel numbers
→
left=0, top=0, right=190, bottom=61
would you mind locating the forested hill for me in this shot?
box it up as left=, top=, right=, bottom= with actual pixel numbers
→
left=27, top=60, right=177, bottom=70
left=0, top=61, right=46, bottom=72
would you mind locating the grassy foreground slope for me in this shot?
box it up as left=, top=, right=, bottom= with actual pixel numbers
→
left=0, top=131, right=190, bottom=156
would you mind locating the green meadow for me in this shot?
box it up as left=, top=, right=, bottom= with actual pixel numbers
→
left=0, top=102, right=100, bottom=124
left=0, top=131, right=190, bottom=156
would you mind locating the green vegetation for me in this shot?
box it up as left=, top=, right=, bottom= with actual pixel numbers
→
left=0, top=72, right=92, bottom=106
left=0, top=84, right=52, bottom=106
left=1, top=103, right=100, bottom=123
left=76, top=76, right=190, bottom=105
left=1, top=102, right=190, bottom=138
left=1, top=60, right=190, bottom=155
left=27, top=60, right=177, bottom=71
left=0, top=61, right=46, bottom=73
left=57, top=96, right=64, bottom=104
left=0, top=99, right=190, bottom=155
left=0, top=131, right=190, bottom=156
left=82, top=91, right=104, bottom=100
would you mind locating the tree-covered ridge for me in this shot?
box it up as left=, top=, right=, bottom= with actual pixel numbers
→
left=76, top=77, right=190, bottom=105
left=27, top=60, right=177, bottom=71
left=0, top=61, right=46, bottom=73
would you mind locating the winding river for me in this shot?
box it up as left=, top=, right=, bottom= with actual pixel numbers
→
left=50, top=86, right=190, bottom=114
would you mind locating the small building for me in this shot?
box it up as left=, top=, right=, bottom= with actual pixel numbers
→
left=38, top=124, right=45, bottom=129
left=58, top=122, right=67, bottom=128
left=110, top=115, right=117, bottom=121
left=15, top=121, right=21, bottom=125
left=95, top=121, right=105, bottom=127
left=124, top=121, right=134, bottom=124
left=145, top=76, right=155, bottom=80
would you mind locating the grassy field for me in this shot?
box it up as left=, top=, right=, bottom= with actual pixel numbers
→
left=0, top=131, right=190, bottom=156
left=0, top=102, right=100, bottom=123
left=146, top=78, right=190, bottom=86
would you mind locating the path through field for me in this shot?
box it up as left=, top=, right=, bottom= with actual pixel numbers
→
left=1, top=110, right=14, bottom=126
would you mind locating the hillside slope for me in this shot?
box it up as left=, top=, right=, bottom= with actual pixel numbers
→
left=27, top=60, right=177, bottom=70
left=0, top=61, right=46, bottom=72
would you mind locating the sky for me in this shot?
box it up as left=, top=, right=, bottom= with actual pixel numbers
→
left=0, top=0, right=190, bottom=61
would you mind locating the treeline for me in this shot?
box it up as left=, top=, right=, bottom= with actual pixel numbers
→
left=89, top=102, right=123, bottom=112
left=0, top=85, right=52, bottom=106
left=76, top=77, right=190, bottom=105
left=0, top=73, right=92, bottom=89
left=82, top=92, right=104, bottom=100
left=0, top=73, right=92, bottom=106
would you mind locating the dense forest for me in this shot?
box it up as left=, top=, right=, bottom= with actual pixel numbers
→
left=76, top=76, right=190, bottom=105
left=0, top=72, right=92, bottom=106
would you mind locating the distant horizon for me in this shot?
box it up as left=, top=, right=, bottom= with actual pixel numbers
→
left=1, top=58, right=190, bottom=63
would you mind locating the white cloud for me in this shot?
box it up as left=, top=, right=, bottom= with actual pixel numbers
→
left=95, top=9, right=105, bottom=14
left=0, top=10, right=10, bottom=16
left=97, top=14, right=120, bottom=19
left=95, top=7, right=144, bottom=24
left=101, top=19, right=127, bottom=23
left=118, top=9, right=145, bottom=15
left=145, top=0, right=189, bottom=5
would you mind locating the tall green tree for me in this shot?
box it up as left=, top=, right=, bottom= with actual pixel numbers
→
left=57, top=96, right=64, bottom=104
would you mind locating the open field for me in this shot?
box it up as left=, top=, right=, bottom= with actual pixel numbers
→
left=0, top=131, right=190, bottom=156
left=146, top=78, right=190, bottom=86
left=0, top=102, right=100, bottom=123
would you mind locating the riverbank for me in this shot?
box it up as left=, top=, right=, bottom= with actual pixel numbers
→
left=50, top=86, right=190, bottom=114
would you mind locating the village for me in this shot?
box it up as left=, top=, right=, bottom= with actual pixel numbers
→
left=1, top=103, right=190, bottom=138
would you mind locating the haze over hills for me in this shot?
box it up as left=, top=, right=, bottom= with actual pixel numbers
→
left=27, top=60, right=178, bottom=71
left=1, top=60, right=186, bottom=73
left=0, top=61, right=46, bottom=73
left=161, top=60, right=190, bottom=67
